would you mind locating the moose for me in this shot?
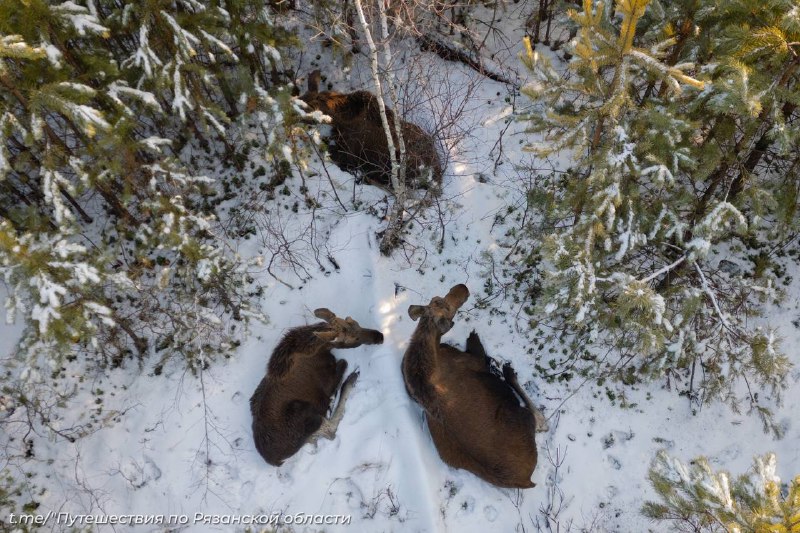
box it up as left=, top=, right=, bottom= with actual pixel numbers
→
left=402, top=284, right=548, bottom=488
left=250, top=308, right=384, bottom=466
left=299, top=70, right=443, bottom=191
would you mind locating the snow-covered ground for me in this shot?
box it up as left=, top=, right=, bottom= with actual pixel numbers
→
left=3, top=10, right=799, bottom=533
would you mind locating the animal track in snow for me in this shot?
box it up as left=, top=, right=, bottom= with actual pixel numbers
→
left=483, top=505, right=498, bottom=522
left=120, top=456, right=162, bottom=489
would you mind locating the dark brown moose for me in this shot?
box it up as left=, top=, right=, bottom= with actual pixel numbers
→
left=250, top=309, right=384, bottom=466
left=299, top=70, right=443, bottom=191
left=402, top=284, right=548, bottom=488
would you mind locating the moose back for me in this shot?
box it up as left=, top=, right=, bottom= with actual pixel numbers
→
left=300, top=71, right=443, bottom=191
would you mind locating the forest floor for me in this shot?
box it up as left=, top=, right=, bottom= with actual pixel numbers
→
left=3, top=6, right=800, bottom=533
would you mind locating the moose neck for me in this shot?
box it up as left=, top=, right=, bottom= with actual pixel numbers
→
left=268, top=323, right=331, bottom=377
left=409, top=316, right=445, bottom=368
left=402, top=315, right=449, bottom=407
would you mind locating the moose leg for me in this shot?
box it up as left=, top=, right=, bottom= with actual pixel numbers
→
left=465, top=330, right=495, bottom=370
left=463, top=331, right=505, bottom=377
left=334, top=358, right=348, bottom=384
left=306, top=370, right=360, bottom=444
left=502, top=363, right=549, bottom=433
left=322, top=358, right=348, bottom=398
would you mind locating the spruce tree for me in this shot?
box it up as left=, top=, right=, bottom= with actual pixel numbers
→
left=0, top=0, right=301, bottom=514
left=517, top=0, right=796, bottom=430
left=644, top=451, right=800, bottom=532
left=0, top=2, right=295, bottom=377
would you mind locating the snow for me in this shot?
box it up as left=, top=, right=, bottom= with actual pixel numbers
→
left=161, top=212, right=175, bottom=234
left=200, top=30, right=238, bottom=62
left=52, top=1, right=109, bottom=37
left=641, top=164, right=673, bottom=184
left=170, top=61, right=194, bottom=121
left=140, top=136, right=172, bottom=152
left=42, top=43, right=64, bottom=68
left=281, top=144, right=293, bottom=163
left=160, top=11, right=200, bottom=59
left=56, top=82, right=97, bottom=96
left=204, top=111, right=227, bottom=136
left=0, top=149, right=9, bottom=179
left=196, top=259, right=212, bottom=282
left=263, top=44, right=281, bottom=63
left=30, top=278, right=65, bottom=335
left=2, top=7, right=800, bottom=533
left=42, top=168, right=75, bottom=225
left=108, top=82, right=163, bottom=112
left=128, top=25, right=163, bottom=79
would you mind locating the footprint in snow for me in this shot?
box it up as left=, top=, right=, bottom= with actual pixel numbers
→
left=239, top=480, right=254, bottom=500
left=456, top=495, right=475, bottom=516
left=120, top=456, right=162, bottom=489
left=277, top=469, right=294, bottom=485
left=483, top=505, right=498, bottom=522
left=219, top=460, right=239, bottom=481
left=602, top=430, right=635, bottom=449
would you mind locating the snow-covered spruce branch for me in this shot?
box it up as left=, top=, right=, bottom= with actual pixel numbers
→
left=644, top=451, right=800, bottom=532
left=692, top=260, right=732, bottom=334
left=640, top=255, right=686, bottom=284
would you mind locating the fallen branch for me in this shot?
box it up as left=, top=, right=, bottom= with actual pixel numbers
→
left=416, top=33, right=518, bottom=88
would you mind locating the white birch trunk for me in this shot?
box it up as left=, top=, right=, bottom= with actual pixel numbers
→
left=353, top=0, right=407, bottom=254
left=353, top=0, right=401, bottom=193
left=378, top=2, right=407, bottom=189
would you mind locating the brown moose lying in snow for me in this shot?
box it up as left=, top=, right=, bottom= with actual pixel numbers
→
left=402, top=284, right=548, bottom=488
left=299, top=70, right=443, bottom=192
left=250, top=308, right=384, bottom=466
left=249, top=289, right=547, bottom=490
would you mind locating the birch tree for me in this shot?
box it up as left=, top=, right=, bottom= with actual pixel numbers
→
left=352, top=0, right=410, bottom=255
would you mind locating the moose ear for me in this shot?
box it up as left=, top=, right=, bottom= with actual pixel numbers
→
left=313, top=330, right=339, bottom=342
left=314, top=308, right=336, bottom=322
left=408, top=305, right=425, bottom=321
left=308, top=69, right=321, bottom=93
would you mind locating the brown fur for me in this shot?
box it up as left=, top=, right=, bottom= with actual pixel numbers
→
left=402, top=285, right=540, bottom=488
left=250, top=310, right=383, bottom=466
left=300, top=71, right=443, bottom=191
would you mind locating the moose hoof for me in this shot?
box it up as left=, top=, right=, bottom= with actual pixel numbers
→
left=310, top=422, right=337, bottom=444
left=342, top=370, right=359, bottom=390
left=320, top=427, right=337, bottom=441
left=502, top=363, right=518, bottom=384
left=534, top=409, right=549, bottom=433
